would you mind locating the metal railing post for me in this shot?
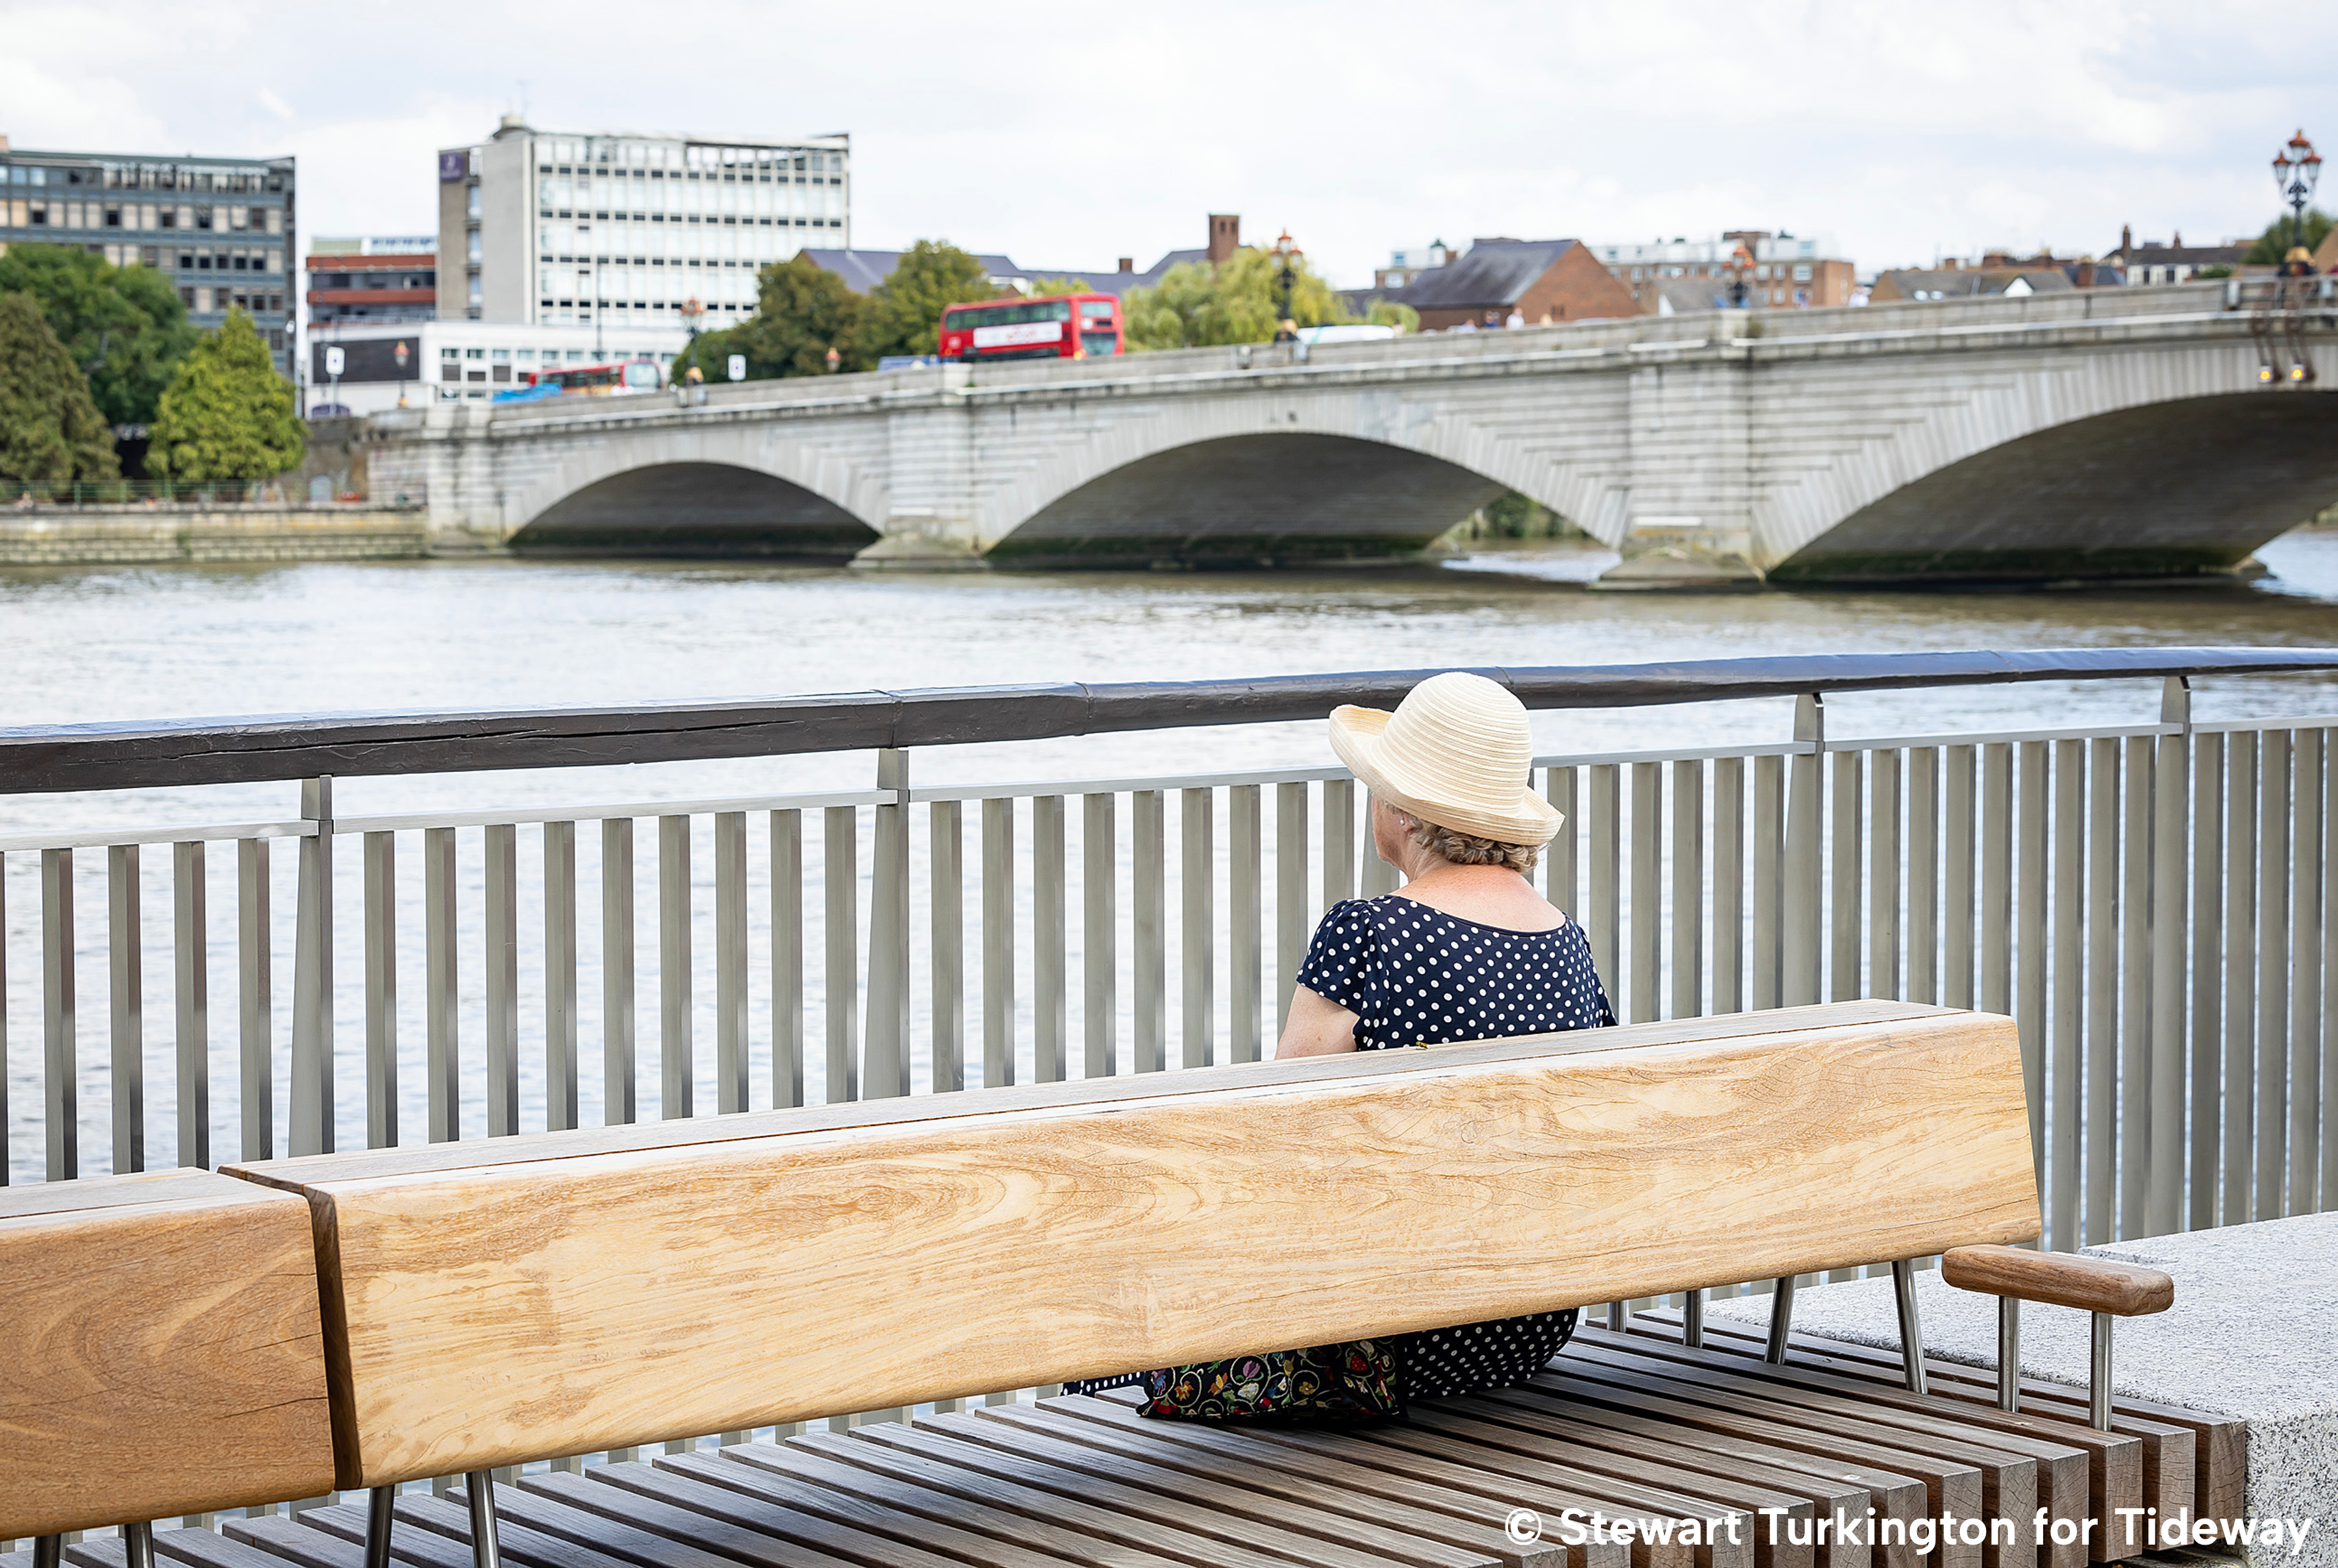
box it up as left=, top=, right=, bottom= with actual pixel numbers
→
left=866, top=750, right=911, bottom=1099
left=2148, top=680, right=2189, bottom=1236
left=1783, top=695, right=1823, bottom=1006
left=291, top=776, right=334, bottom=1156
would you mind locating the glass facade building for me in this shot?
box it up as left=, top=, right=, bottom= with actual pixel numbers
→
left=0, top=140, right=295, bottom=377
left=438, top=118, right=848, bottom=332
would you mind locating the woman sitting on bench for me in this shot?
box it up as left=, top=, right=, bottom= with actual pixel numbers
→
left=1066, top=671, right=1615, bottom=1422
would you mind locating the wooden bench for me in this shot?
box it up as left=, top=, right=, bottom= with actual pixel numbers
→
left=17, top=1001, right=2231, bottom=1568
left=0, top=1170, right=337, bottom=1564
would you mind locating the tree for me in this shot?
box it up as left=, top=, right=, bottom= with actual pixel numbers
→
left=0, top=291, right=121, bottom=485
left=859, top=242, right=999, bottom=360
left=677, top=255, right=869, bottom=382
left=1024, top=275, right=1096, bottom=296
left=0, top=242, right=199, bottom=427
left=2243, top=206, right=2333, bottom=265
left=1123, top=247, right=1395, bottom=350
left=148, top=308, right=306, bottom=482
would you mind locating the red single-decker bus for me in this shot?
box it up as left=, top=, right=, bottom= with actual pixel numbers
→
left=938, top=293, right=1123, bottom=362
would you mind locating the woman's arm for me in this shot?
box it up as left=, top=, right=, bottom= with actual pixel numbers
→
left=1276, top=984, right=1361, bottom=1058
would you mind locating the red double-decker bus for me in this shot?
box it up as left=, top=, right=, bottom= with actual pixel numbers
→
left=938, top=293, right=1123, bottom=362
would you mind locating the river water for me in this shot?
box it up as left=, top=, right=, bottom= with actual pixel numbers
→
left=6, top=537, right=2338, bottom=1176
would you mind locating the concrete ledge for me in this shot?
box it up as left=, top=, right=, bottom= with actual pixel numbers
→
left=1706, top=1212, right=2338, bottom=1568
left=0, top=507, right=431, bottom=566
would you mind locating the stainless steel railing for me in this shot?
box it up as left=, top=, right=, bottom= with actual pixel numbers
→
left=3, top=649, right=2335, bottom=1530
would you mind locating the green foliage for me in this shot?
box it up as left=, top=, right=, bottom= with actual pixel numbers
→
left=1122, top=247, right=1368, bottom=351
left=0, top=243, right=199, bottom=427
left=1022, top=275, right=1096, bottom=297
left=0, top=290, right=121, bottom=484
left=148, top=309, right=306, bottom=482
left=2242, top=206, right=2333, bottom=264
left=859, top=242, right=999, bottom=360
left=1364, top=298, right=1420, bottom=332
left=675, top=255, right=868, bottom=380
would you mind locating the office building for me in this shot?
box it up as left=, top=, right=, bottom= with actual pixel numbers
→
left=0, top=134, right=295, bottom=376
left=307, top=236, right=436, bottom=326
left=436, top=117, right=849, bottom=336
left=307, top=318, right=692, bottom=416
left=1590, top=232, right=1855, bottom=311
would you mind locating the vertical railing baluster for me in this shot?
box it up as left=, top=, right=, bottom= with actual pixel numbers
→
left=1750, top=755, right=1782, bottom=1011
left=1133, top=790, right=1164, bottom=1075
left=1589, top=764, right=1622, bottom=1006
left=1944, top=745, right=1977, bottom=1010
left=238, top=838, right=271, bottom=1162
left=1181, top=788, right=1214, bottom=1069
left=2191, top=732, right=2223, bottom=1229
left=1032, top=795, right=1065, bottom=1083
left=715, top=812, right=748, bottom=1114
left=1870, top=749, right=1902, bottom=1003
left=824, top=806, right=859, bottom=1102
left=1783, top=699, right=1823, bottom=1009
left=1628, top=762, right=1660, bottom=1023
left=602, top=819, right=637, bottom=1126
left=2119, top=734, right=2154, bottom=1237
left=424, top=827, right=459, bottom=1142
left=290, top=777, right=334, bottom=1157
left=930, top=802, right=964, bottom=1093
left=1670, top=760, right=1702, bottom=1020
left=1828, top=749, right=1862, bottom=1002
left=866, top=753, right=910, bottom=1101
left=362, top=832, right=397, bottom=1150
left=2224, top=732, right=2257, bottom=1225
left=659, top=815, right=693, bottom=1119
left=173, top=843, right=209, bottom=1169
left=2146, top=696, right=2189, bottom=1237
left=485, top=823, right=518, bottom=1138
left=544, top=821, right=578, bottom=1132
left=981, top=799, right=1014, bottom=1088
left=1548, top=765, right=1579, bottom=916
left=1362, top=790, right=1398, bottom=897
left=1322, top=779, right=1355, bottom=908
left=1275, top=781, right=1307, bottom=1036
left=2290, top=730, right=2323, bottom=1216
left=1083, top=791, right=1117, bottom=1080
left=772, top=810, right=804, bottom=1108
left=2324, top=729, right=2337, bottom=1215
left=0, top=852, right=8, bottom=1182
left=1909, top=749, right=1940, bottom=1005
left=2007, top=741, right=2040, bottom=1208
left=43, top=848, right=76, bottom=1180
left=2256, top=730, right=2290, bottom=1219
left=108, top=844, right=145, bottom=1173
left=2076, top=738, right=2109, bottom=1249
left=1229, top=785, right=1261, bottom=1063
left=1713, top=757, right=1743, bottom=1014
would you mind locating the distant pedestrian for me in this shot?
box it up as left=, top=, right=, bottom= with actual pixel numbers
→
left=1455, top=319, right=1478, bottom=333
left=1505, top=309, right=1525, bottom=329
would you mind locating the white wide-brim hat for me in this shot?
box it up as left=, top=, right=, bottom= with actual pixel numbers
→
left=1328, top=671, right=1563, bottom=847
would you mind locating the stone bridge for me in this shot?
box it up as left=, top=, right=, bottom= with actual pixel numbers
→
left=365, top=282, right=2338, bottom=582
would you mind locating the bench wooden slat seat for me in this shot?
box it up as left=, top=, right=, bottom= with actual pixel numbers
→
left=0, top=1169, right=337, bottom=1544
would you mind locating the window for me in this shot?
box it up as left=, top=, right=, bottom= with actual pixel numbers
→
left=467, top=184, right=481, bottom=220
left=1792, top=263, right=1812, bottom=282
left=442, top=345, right=460, bottom=358
left=467, top=229, right=482, bottom=264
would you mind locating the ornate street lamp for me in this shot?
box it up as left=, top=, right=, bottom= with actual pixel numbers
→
left=1270, top=230, right=1301, bottom=343
left=1726, top=244, right=1755, bottom=309
left=2272, top=129, right=2322, bottom=269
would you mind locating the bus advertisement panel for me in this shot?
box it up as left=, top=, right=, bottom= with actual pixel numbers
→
left=938, top=294, right=1123, bottom=363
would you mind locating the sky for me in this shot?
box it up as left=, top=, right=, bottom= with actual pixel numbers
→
left=3, top=0, right=2333, bottom=286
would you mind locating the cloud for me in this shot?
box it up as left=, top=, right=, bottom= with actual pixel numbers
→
left=257, top=87, right=294, bottom=121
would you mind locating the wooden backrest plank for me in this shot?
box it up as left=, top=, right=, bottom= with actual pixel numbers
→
left=0, top=1171, right=338, bottom=1537
left=225, top=1001, right=1941, bottom=1191
left=257, top=1006, right=2035, bottom=1487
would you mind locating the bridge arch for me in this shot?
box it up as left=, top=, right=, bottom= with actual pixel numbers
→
left=982, top=390, right=1628, bottom=565
left=505, top=425, right=885, bottom=558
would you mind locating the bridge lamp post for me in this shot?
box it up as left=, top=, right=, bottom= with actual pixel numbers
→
left=2273, top=129, right=2322, bottom=268
left=1270, top=230, right=1301, bottom=343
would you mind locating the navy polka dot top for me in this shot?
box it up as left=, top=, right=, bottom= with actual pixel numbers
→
left=1297, top=894, right=1616, bottom=1051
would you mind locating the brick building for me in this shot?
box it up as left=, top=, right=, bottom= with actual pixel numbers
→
left=1589, top=231, right=1855, bottom=312
left=1387, top=238, right=1635, bottom=330
left=2103, top=226, right=2248, bottom=284
left=305, top=236, right=436, bottom=326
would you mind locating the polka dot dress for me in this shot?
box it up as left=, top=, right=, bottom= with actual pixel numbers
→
left=1298, top=893, right=1616, bottom=1399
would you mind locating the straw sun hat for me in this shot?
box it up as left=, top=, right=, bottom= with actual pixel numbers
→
left=1327, top=671, right=1563, bottom=847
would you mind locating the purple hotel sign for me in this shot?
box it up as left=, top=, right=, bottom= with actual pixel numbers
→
left=439, top=151, right=468, bottom=182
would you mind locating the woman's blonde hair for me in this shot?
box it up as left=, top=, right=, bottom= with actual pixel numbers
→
left=1401, top=811, right=1540, bottom=875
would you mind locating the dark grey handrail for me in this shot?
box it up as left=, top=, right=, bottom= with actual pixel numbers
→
left=5, top=647, right=2336, bottom=795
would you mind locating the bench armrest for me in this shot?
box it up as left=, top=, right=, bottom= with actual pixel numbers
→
left=1941, top=1243, right=2174, bottom=1316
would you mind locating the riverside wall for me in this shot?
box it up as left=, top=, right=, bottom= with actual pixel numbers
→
left=0, top=505, right=433, bottom=567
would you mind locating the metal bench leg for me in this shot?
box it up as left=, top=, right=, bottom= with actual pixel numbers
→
left=2089, top=1311, right=2113, bottom=1430
left=121, top=1524, right=155, bottom=1568
left=464, top=1471, right=503, bottom=1568
left=1997, top=1295, right=2020, bottom=1412
left=365, top=1486, right=396, bottom=1568
left=1683, top=1288, right=1704, bottom=1349
left=1764, top=1275, right=1796, bottom=1364
left=1890, top=1259, right=1928, bottom=1395
left=1606, top=1300, right=1626, bottom=1332
left=33, top=1538, right=63, bottom=1568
